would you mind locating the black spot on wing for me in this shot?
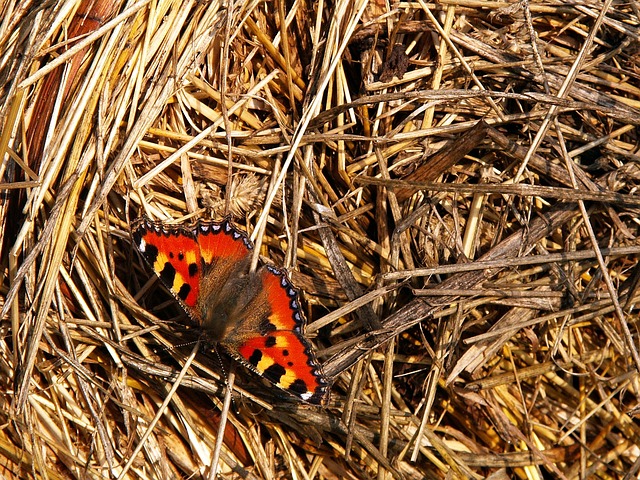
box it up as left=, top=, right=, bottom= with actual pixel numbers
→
left=288, top=379, right=309, bottom=396
left=159, top=261, right=176, bottom=286
left=265, top=336, right=276, bottom=348
left=144, top=243, right=159, bottom=264
left=188, top=263, right=198, bottom=277
left=258, top=319, right=276, bottom=336
left=177, top=283, right=191, bottom=301
left=263, top=363, right=286, bottom=383
left=248, top=349, right=262, bottom=367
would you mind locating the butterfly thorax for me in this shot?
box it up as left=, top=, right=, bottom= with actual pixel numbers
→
left=194, top=260, right=261, bottom=341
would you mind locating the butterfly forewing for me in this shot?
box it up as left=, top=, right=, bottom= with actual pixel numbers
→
left=133, top=220, right=203, bottom=316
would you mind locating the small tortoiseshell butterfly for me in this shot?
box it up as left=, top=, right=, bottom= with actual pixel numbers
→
left=132, top=216, right=330, bottom=405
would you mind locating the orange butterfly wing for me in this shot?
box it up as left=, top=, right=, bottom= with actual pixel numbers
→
left=133, top=217, right=330, bottom=405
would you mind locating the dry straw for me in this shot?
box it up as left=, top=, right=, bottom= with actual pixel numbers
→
left=1, top=0, right=640, bottom=478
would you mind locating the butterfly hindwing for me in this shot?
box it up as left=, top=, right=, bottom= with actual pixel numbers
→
left=228, top=266, right=329, bottom=405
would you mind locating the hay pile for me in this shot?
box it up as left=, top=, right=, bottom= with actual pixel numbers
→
left=1, top=0, right=640, bottom=478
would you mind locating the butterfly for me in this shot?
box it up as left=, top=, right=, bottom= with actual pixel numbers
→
left=132, top=216, right=330, bottom=405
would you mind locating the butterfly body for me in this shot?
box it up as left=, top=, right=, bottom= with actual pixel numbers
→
left=132, top=216, right=330, bottom=405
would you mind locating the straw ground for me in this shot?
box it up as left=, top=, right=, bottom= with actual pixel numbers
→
left=1, top=0, right=640, bottom=478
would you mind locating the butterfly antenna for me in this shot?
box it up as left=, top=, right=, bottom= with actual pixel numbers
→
left=210, top=343, right=240, bottom=407
left=210, top=343, right=227, bottom=380
left=163, top=339, right=197, bottom=353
